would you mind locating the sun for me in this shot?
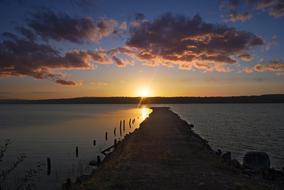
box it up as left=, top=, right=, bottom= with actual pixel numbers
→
left=137, top=86, right=151, bottom=97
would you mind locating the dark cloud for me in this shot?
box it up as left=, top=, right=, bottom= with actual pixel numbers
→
left=134, top=13, right=146, bottom=21
left=0, top=0, right=98, bottom=11
left=27, top=9, right=118, bottom=43
left=244, top=60, right=284, bottom=73
left=228, top=0, right=241, bottom=9
left=16, top=27, right=36, bottom=41
left=118, top=13, right=263, bottom=72
left=251, top=0, right=284, bottom=17
left=0, top=33, right=118, bottom=85
left=222, top=0, right=284, bottom=21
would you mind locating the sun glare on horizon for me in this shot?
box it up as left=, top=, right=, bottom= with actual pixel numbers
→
left=137, top=86, right=151, bottom=97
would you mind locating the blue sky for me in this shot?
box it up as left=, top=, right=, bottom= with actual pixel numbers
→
left=0, top=0, right=283, bottom=98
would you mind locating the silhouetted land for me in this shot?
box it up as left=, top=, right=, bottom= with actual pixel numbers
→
left=0, top=94, right=284, bottom=104
left=70, top=107, right=276, bottom=190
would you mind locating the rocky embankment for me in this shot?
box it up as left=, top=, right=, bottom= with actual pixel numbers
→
left=68, top=107, right=283, bottom=190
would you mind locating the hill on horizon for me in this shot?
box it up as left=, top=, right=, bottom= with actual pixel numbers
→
left=1, top=94, right=284, bottom=104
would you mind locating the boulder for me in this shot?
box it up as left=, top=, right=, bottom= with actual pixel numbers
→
left=216, top=149, right=222, bottom=156
left=188, top=123, right=194, bottom=128
left=231, top=159, right=242, bottom=169
left=222, top=152, right=231, bottom=162
left=89, top=160, right=98, bottom=166
left=243, top=152, right=270, bottom=171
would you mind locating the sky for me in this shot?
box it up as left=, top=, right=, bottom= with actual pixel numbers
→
left=0, top=0, right=284, bottom=99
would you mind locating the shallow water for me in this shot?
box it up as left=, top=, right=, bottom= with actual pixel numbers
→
left=167, top=104, right=284, bottom=170
left=0, top=104, right=151, bottom=190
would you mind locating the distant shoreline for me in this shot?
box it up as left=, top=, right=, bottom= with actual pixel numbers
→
left=1, top=94, right=284, bottom=104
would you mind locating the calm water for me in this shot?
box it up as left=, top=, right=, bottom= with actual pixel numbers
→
left=168, top=104, right=284, bottom=170
left=0, top=104, right=151, bottom=190
left=0, top=104, right=284, bottom=189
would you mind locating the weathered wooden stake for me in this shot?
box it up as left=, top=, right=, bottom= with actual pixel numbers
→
left=122, top=120, right=126, bottom=132
left=120, top=124, right=122, bottom=136
left=114, top=139, right=117, bottom=149
left=47, top=157, right=51, bottom=175
left=114, top=128, right=116, bottom=136
left=76, top=146, right=79, bottom=157
left=97, top=155, right=101, bottom=165
left=105, top=132, right=108, bottom=141
left=129, top=119, right=131, bottom=128
left=64, top=178, right=71, bottom=189
left=93, top=139, right=96, bottom=146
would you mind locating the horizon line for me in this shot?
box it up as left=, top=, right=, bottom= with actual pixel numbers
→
left=1, top=94, right=284, bottom=101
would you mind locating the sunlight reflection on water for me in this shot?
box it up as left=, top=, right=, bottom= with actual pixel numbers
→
left=141, top=106, right=149, bottom=120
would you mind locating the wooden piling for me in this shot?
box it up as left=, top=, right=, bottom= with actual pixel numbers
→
left=93, top=139, right=96, bottom=146
left=97, top=155, right=101, bottom=165
left=114, top=128, right=116, bottom=136
left=76, top=146, right=79, bottom=157
left=65, top=178, right=71, bottom=189
left=114, top=139, right=117, bottom=149
left=129, top=119, right=131, bottom=128
left=105, top=132, right=108, bottom=141
left=123, top=121, right=125, bottom=132
left=120, top=124, right=122, bottom=136
left=47, top=157, right=51, bottom=175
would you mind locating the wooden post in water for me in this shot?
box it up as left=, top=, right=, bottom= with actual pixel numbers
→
left=97, top=155, right=101, bottom=165
left=129, top=118, right=131, bottom=128
left=93, top=139, right=96, bottom=146
left=123, top=120, right=125, bottom=132
left=114, top=128, right=116, bottom=136
left=76, top=146, right=79, bottom=157
left=114, top=139, right=117, bottom=149
left=120, top=121, right=122, bottom=136
left=47, top=157, right=51, bottom=176
left=64, top=178, right=71, bottom=189
left=105, top=132, right=108, bottom=141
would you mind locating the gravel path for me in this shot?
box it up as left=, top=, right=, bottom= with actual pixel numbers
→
left=71, top=107, right=272, bottom=190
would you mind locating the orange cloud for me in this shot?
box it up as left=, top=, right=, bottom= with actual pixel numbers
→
left=244, top=60, right=284, bottom=74
left=112, top=13, right=263, bottom=72
left=0, top=33, right=122, bottom=85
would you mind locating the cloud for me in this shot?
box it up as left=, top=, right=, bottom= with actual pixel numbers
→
left=238, top=53, right=253, bottom=61
left=0, top=0, right=98, bottom=11
left=222, top=0, right=284, bottom=21
left=115, top=13, right=263, bottom=72
left=225, top=11, right=252, bottom=22
left=251, top=0, right=284, bottom=17
left=0, top=33, right=118, bottom=85
left=0, top=11, right=271, bottom=85
left=27, top=9, right=118, bottom=43
left=112, top=56, right=133, bottom=67
left=243, top=60, right=284, bottom=73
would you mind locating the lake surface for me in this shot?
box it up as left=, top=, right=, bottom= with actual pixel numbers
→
left=0, top=104, right=284, bottom=189
left=0, top=104, right=151, bottom=190
left=169, top=104, right=284, bottom=170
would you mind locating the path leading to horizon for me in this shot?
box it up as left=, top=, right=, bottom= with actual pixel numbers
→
left=72, top=107, right=271, bottom=190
